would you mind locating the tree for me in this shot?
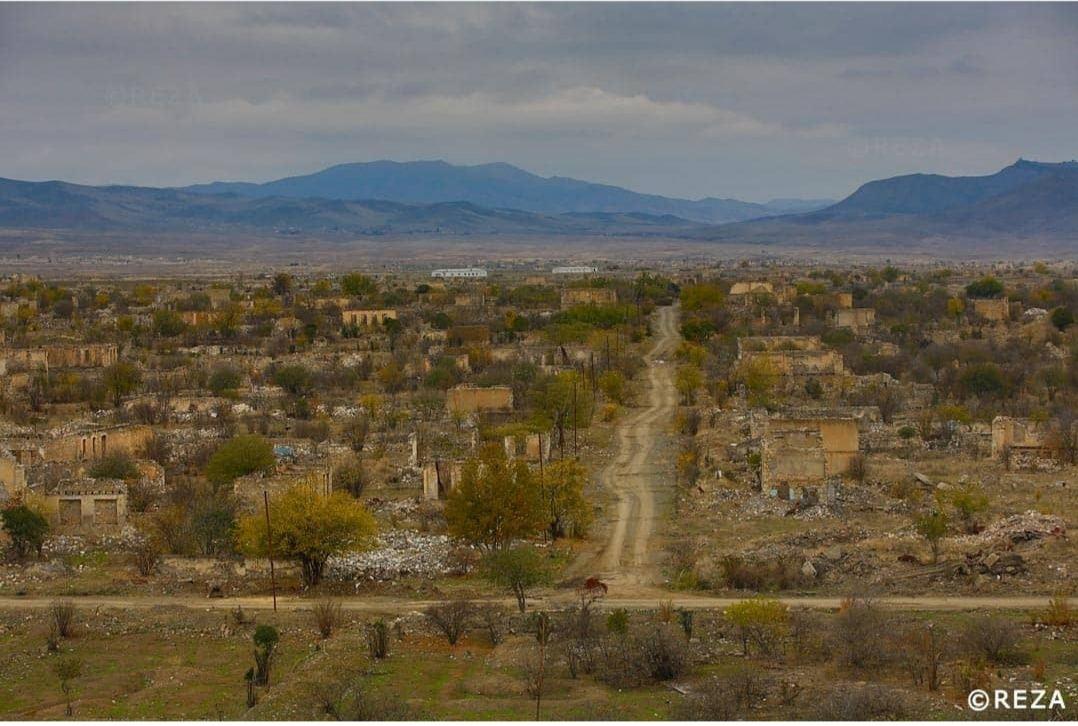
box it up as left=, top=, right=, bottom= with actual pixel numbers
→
left=252, top=624, right=279, bottom=685
left=152, top=309, right=187, bottom=337
left=238, top=485, right=376, bottom=587
left=598, top=370, right=628, bottom=405
left=103, top=361, right=142, bottom=407
left=959, top=363, right=1006, bottom=397
left=52, top=656, right=82, bottom=717
left=1, top=504, right=49, bottom=559
left=724, top=597, right=789, bottom=657
left=965, top=276, right=1004, bottom=299
left=948, top=484, right=989, bottom=534
left=273, top=364, right=313, bottom=396
left=424, top=600, right=474, bottom=645
left=341, top=272, right=377, bottom=297
left=272, top=272, right=293, bottom=296
left=208, top=365, right=243, bottom=395
left=205, top=434, right=276, bottom=487
left=542, top=459, right=593, bottom=539
left=915, top=511, right=948, bottom=564
left=675, top=364, right=703, bottom=405
left=736, top=357, right=778, bottom=408
left=1050, top=306, right=1074, bottom=331
left=483, top=545, right=551, bottom=612
left=88, top=452, right=139, bottom=481
left=445, top=445, right=543, bottom=550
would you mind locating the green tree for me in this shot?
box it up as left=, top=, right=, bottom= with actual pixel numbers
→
left=341, top=272, right=378, bottom=297
left=1, top=504, right=49, bottom=559
left=208, top=365, right=243, bottom=395
left=273, top=364, right=314, bottom=396
left=680, top=283, right=725, bottom=312
left=1050, top=306, right=1074, bottom=331
left=948, top=484, right=989, bottom=534
left=483, top=545, right=551, bottom=612
left=152, top=309, right=187, bottom=337
left=445, top=444, right=543, bottom=550
left=205, top=434, right=276, bottom=487
left=965, top=276, right=1004, bottom=299
left=88, top=452, right=139, bottom=480
left=915, top=511, right=949, bottom=564
left=541, top=459, right=593, bottom=539
left=102, top=361, right=142, bottom=407
left=238, top=485, right=376, bottom=587
left=252, top=624, right=279, bottom=685
left=959, top=363, right=1006, bottom=397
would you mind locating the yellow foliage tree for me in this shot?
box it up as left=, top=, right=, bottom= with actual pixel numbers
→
left=238, top=485, right=376, bottom=587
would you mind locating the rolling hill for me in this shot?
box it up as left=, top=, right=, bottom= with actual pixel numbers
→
left=698, top=160, right=1078, bottom=250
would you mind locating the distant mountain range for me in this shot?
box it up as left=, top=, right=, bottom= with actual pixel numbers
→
left=0, top=159, right=1074, bottom=253
left=699, top=159, right=1078, bottom=248
left=184, top=160, right=829, bottom=224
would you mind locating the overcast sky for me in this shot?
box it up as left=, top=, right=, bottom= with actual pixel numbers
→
left=1, top=3, right=1075, bottom=201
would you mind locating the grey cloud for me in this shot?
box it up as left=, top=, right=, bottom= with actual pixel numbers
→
left=0, top=3, right=1074, bottom=201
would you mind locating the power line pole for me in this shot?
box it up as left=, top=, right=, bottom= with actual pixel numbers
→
left=263, top=490, right=277, bottom=612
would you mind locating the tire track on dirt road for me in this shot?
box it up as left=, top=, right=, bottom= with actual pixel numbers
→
left=566, top=304, right=680, bottom=589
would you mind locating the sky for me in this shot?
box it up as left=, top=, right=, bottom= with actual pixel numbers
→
left=0, top=3, right=1075, bottom=202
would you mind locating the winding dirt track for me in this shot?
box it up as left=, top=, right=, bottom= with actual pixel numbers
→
left=566, top=304, right=680, bottom=588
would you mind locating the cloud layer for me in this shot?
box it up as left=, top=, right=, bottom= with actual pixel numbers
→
left=1, top=3, right=1075, bottom=200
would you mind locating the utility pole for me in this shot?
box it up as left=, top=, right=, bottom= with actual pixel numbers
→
left=572, top=375, right=578, bottom=458
left=263, top=490, right=277, bottom=612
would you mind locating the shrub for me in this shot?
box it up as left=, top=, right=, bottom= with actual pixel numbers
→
left=812, top=684, right=914, bottom=720
left=1, top=504, right=49, bottom=559
left=424, top=600, right=473, bottom=645
left=252, top=624, right=279, bottom=685
left=367, top=619, right=390, bottom=659
left=960, top=614, right=1018, bottom=664
left=49, top=600, right=77, bottom=638
left=724, top=597, right=789, bottom=657
left=830, top=597, right=890, bottom=670
left=205, top=434, right=275, bottom=487
left=131, top=537, right=161, bottom=576
left=312, top=599, right=343, bottom=639
left=1038, top=593, right=1072, bottom=628
left=88, top=452, right=140, bottom=481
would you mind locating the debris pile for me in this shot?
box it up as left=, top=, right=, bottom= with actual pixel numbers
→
left=957, top=511, right=1066, bottom=549
left=326, top=531, right=470, bottom=581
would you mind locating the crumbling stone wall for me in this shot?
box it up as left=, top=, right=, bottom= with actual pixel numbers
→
left=560, top=288, right=617, bottom=307
left=446, top=385, right=514, bottom=414
left=342, top=309, right=398, bottom=327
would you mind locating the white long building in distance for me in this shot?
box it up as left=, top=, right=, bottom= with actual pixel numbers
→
left=431, top=268, right=487, bottom=278
left=552, top=266, right=598, bottom=274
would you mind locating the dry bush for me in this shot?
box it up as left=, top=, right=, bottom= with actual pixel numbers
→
left=49, top=600, right=77, bottom=638
left=306, top=673, right=414, bottom=720
left=131, top=538, right=162, bottom=577
left=717, top=555, right=807, bottom=591
left=595, top=622, right=688, bottom=687
left=476, top=603, right=507, bottom=646
left=312, top=599, right=343, bottom=639
left=1039, top=593, right=1073, bottom=627
left=424, top=600, right=473, bottom=645
left=676, top=666, right=771, bottom=720
left=366, top=619, right=390, bottom=659
left=811, top=684, right=915, bottom=720
left=829, top=597, right=890, bottom=671
left=847, top=454, right=867, bottom=483
left=960, top=614, right=1019, bottom=664
left=231, top=606, right=255, bottom=626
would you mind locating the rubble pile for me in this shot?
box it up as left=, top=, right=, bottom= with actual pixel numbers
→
left=957, top=511, right=1066, bottom=549
left=326, top=530, right=470, bottom=581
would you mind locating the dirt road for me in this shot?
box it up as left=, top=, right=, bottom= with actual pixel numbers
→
left=0, top=594, right=1051, bottom=614
left=566, top=304, right=680, bottom=588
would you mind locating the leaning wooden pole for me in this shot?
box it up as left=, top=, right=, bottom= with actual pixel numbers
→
left=263, top=490, right=278, bottom=612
